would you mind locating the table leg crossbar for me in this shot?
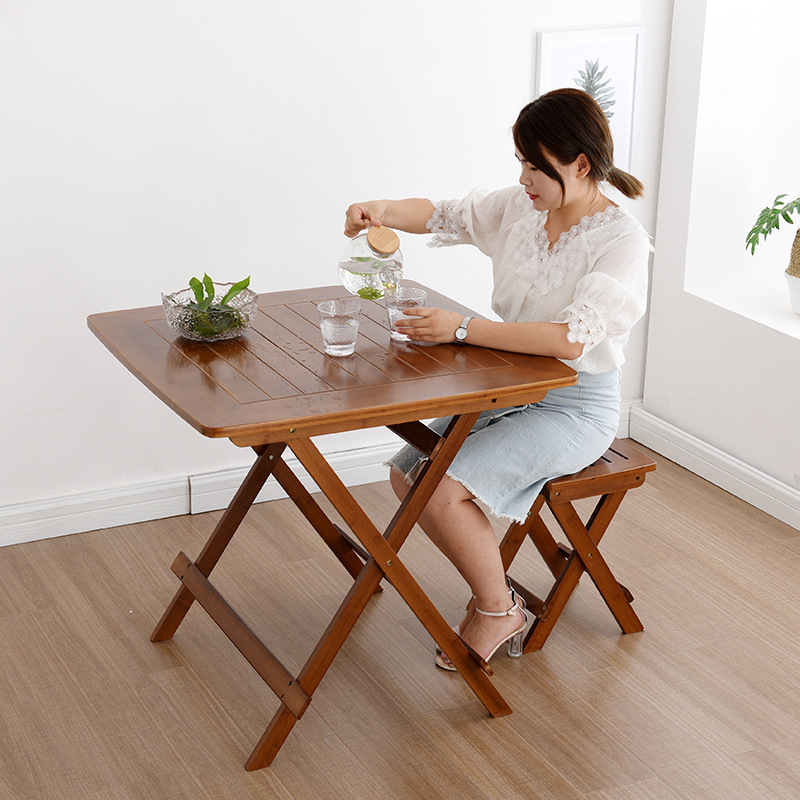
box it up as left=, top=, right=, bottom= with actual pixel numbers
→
left=169, top=551, right=311, bottom=719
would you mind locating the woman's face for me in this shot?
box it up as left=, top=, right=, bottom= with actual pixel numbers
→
left=516, top=148, right=582, bottom=211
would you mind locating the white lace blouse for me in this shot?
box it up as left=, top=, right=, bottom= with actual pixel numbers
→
left=426, top=185, right=652, bottom=374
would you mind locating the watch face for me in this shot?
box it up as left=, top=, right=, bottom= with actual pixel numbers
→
left=456, top=327, right=467, bottom=341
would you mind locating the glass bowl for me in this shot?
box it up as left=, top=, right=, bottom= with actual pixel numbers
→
left=161, top=284, right=258, bottom=342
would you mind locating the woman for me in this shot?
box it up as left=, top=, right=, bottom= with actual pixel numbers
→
left=344, top=88, right=651, bottom=670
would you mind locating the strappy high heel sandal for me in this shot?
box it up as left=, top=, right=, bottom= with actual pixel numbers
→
left=435, top=599, right=528, bottom=671
left=435, top=583, right=526, bottom=656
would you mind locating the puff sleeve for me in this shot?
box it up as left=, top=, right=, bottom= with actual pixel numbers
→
left=426, top=186, right=521, bottom=256
left=552, top=227, right=651, bottom=356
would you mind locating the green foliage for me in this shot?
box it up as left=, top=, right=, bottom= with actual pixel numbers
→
left=180, top=274, right=251, bottom=338
left=187, top=274, right=250, bottom=310
left=746, top=195, right=800, bottom=254
left=574, top=59, right=615, bottom=120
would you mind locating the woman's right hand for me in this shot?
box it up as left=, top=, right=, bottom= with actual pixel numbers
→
left=344, top=201, right=387, bottom=237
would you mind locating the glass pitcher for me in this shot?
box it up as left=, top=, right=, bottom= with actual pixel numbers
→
left=338, top=226, right=403, bottom=300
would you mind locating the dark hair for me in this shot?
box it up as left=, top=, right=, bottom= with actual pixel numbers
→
left=512, top=88, right=644, bottom=199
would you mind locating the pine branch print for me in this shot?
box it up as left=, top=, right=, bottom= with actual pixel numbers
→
left=574, top=59, right=616, bottom=120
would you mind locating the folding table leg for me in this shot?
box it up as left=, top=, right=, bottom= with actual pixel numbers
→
left=245, top=556, right=397, bottom=769
left=271, top=457, right=369, bottom=582
left=150, top=442, right=286, bottom=642
left=288, top=424, right=512, bottom=694
left=522, top=548, right=584, bottom=652
left=246, top=415, right=513, bottom=769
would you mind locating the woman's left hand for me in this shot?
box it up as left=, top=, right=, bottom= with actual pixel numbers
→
left=392, top=306, right=464, bottom=343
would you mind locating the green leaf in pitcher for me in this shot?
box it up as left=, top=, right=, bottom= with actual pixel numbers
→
left=356, top=286, right=383, bottom=300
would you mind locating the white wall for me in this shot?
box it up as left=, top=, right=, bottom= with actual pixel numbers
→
left=637, top=0, right=800, bottom=528
left=1, top=1, right=672, bottom=543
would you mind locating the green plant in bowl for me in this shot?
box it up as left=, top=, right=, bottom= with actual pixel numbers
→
left=162, top=274, right=256, bottom=341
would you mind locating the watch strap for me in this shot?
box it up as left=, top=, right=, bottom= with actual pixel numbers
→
left=455, top=316, right=473, bottom=342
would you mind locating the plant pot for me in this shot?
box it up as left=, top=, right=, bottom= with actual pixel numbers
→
left=785, top=270, right=800, bottom=315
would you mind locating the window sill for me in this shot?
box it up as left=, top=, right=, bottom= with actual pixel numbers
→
left=687, top=273, right=800, bottom=340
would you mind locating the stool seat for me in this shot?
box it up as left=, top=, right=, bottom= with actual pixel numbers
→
left=499, top=439, right=656, bottom=653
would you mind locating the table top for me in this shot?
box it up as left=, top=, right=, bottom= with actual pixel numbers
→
left=88, top=284, right=577, bottom=446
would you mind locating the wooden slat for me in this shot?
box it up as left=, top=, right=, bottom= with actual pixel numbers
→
left=409, top=342, right=501, bottom=373
left=544, top=438, right=657, bottom=504
left=355, top=297, right=514, bottom=371
left=195, top=334, right=301, bottom=400
left=269, top=303, right=399, bottom=387
left=238, top=327, right=338, bottom=395
left=249, top=313, right=365, bottom=391
left=310, top=301, right=464, bottom=383
left=357, top=332, right=456, bottom=380
left=146, top=320, right=271, bottom=404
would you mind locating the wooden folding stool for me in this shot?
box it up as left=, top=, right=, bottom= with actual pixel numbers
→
left=499, top=439, right=657, bottom=653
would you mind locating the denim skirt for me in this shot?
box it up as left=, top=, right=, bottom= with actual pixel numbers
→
left=387, top=369, right=621, bottom=523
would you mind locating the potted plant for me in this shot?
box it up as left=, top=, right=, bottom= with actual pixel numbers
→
left=746, top=194, right=800, bottom=314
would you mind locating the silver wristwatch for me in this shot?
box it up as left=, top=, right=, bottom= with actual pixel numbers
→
left=454, top=316, right=473, bottom=343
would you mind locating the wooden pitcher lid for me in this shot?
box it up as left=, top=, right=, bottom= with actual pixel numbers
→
left=366, top=226, right=400, bottom=255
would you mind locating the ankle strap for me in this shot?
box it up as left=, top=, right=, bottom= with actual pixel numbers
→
left=475, top=601, right=519, bottom=617
left=466, top=586, right=515, bottom=611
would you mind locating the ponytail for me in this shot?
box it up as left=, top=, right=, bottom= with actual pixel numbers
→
left=607, top=166, right=644, bottom=199
left=514, top=90, right=646, bottom=200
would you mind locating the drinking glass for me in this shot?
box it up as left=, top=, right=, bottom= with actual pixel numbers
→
left=385, top=286, right=427, bottom=343
left=317, top=298, right=361, bottom=356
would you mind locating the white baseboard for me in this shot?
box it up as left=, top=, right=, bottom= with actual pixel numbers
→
left=188, top=443, right=400, bottom=514
left=0, top=443, right=400, bottom=549
left=617, top=398, right=638, bottom=439
left=0, top=478, right=190, bottom=549
left=630, top=407, right=800, bottom=531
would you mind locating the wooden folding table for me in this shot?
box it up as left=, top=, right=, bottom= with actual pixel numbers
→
left=87, top=283, right=577, bottom=769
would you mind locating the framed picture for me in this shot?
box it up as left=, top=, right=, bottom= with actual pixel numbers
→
left=534, top=27, right=642, bottom=171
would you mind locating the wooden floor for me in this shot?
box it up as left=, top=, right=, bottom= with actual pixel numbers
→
left=2, top=442, right=799, bottom=800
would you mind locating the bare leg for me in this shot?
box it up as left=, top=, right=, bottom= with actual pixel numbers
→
left=389, top=469, right=523, bottom=659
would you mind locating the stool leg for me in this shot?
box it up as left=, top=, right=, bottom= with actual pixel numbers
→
left=521, top=491, right=644, bottom=652
left=550, top=494, right=643, bottom=635
left=499, top=495, right=545, bottom=571
left=500, top=496, right=571, bottom=645
left=523, top=550, right=584, bottom=652
left=526, top=513, right=572, bottom=578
